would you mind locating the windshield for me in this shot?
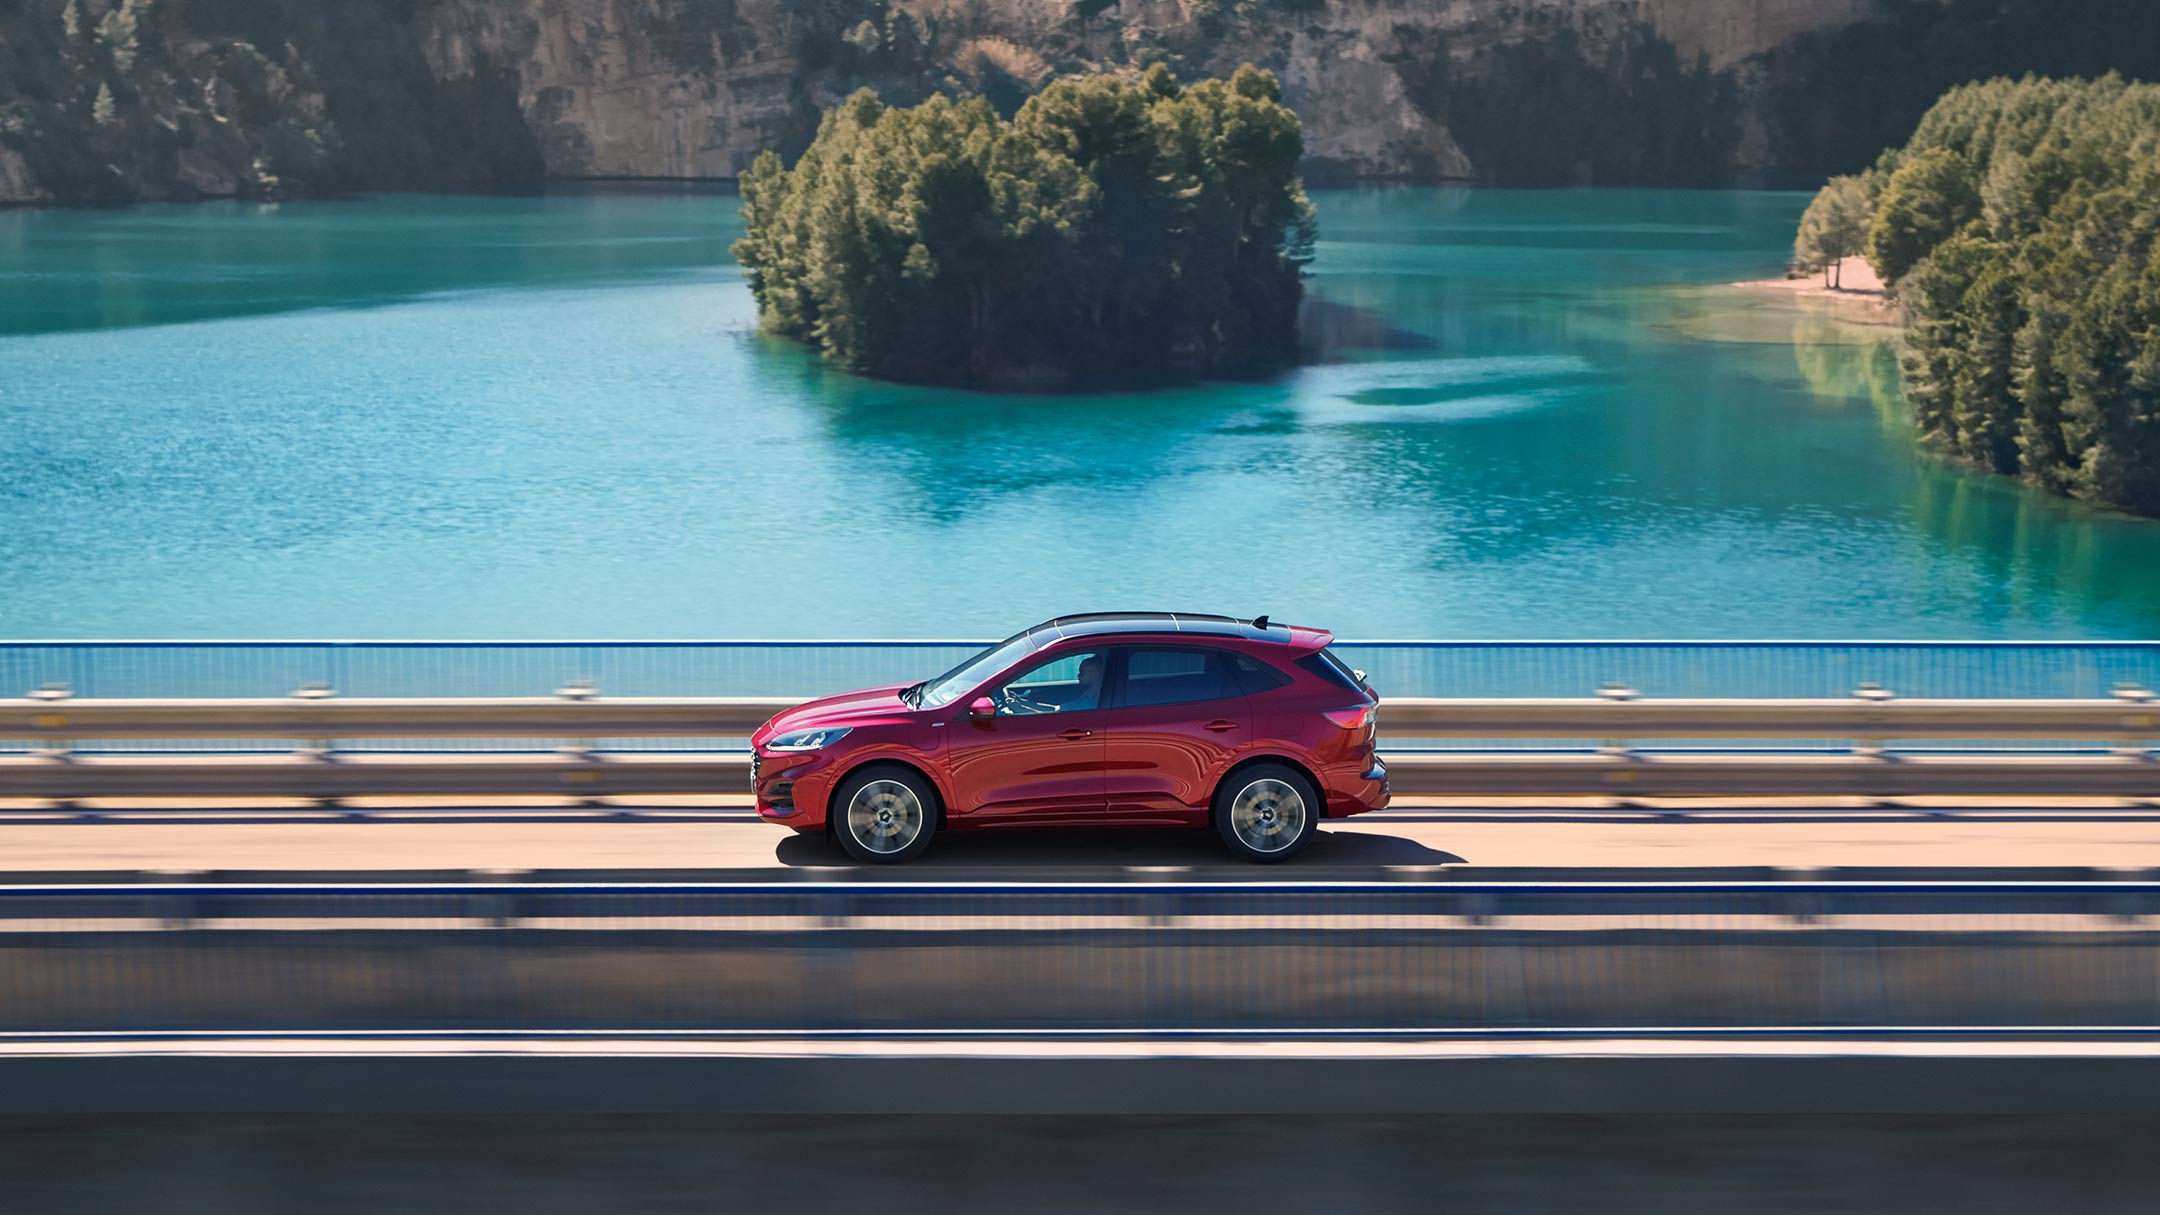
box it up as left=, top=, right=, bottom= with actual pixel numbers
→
left=918, top=631, right=1041, bottom=708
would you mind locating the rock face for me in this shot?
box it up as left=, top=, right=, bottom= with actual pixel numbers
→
left=421, top=0, right=833, bottom=179
left=3, top=0, right=2157, bottom=205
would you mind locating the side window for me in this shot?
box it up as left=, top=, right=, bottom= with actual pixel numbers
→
left=1120, top=647, right=1243, bottom=709
left=1229, top=653, right=1294, bottom=696
left=990, top=650, right=1105, bottom=716
left=1297, top=650, right=1368, bottom=694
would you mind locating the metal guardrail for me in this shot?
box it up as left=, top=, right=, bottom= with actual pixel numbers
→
left=1, top=883, right=2156, bottom=1033
left=2, top=692, right=2158, bottom=799
left=4, top=751, right=2160, bottom=799
left=0, top=696, right=798, bottom=740
left=3, top=692, right=2159, bottom=742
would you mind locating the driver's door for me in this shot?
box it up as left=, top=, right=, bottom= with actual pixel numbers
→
left=943, top=648, right=1108, bottom=824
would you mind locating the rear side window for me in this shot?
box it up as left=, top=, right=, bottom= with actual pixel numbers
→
left=1297, top=649, right=1370, bottom=695
left=1229, top=653, right=1294, bottom=696
left=1121, top=647, right=1242, bottom=708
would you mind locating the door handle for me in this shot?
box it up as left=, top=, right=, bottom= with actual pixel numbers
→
left=1058, top=728, right=1094, bottom=740
left=1204, top=719, right=1240, bottom=732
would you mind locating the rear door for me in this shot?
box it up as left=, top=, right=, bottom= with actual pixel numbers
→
left=1101, top=645, right=1253, bottom=824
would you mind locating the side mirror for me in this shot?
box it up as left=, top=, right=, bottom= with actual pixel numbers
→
left=968, top=696, right=997, bottom=720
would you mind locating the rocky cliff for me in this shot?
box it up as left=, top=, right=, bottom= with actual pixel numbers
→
left=4, top=0, right=2159, bottom=205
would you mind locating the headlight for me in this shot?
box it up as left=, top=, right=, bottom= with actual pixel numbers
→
left=765, top=726, right=852, bottom=752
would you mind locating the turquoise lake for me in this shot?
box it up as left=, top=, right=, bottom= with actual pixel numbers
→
left=4, top=187, right=2159, bottom=640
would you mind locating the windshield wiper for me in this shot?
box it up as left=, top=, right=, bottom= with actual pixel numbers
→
left=901, top=681, right=926, bottom=708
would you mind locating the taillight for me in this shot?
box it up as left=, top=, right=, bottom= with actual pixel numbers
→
left=1322, top=705, right=1375, bottom=730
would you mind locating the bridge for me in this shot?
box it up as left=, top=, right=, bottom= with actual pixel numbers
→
left=7, top=637, right=2160, bottom=804
left=4, top=638, right=2160, bottom=1136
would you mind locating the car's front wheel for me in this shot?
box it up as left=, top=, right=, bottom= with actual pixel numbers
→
left=832, top=765, right=938, bottom=864
left=1213, top=763, right=1318, bottom=862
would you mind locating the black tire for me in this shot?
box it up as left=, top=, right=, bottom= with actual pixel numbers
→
left=1212, top=762, right=1319, bottom=862
left=831, top=764, right=939, bottom=864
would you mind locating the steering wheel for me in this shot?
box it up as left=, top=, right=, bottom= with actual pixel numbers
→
left=996, top=686, right=1057, bottom=716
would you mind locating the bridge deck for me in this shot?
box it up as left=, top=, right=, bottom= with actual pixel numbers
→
left=3, top=797, right=2158, bottom=882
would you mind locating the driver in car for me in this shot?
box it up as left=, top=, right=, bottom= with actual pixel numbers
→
left=1000, top=653, right=1104, bottom=715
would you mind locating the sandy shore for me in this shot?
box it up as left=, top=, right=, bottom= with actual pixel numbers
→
left=1735, top=255, right=1898, bottom=327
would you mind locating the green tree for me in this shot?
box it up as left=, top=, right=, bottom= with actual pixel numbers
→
left=2049, top=185, right=2160, bottom=511
left=731, top=66, right=1315, bottom=387
left=1867, top=148, right=1981, bottom=286
left=2009, top=193, right=2094, bottom=493
left=1798, top=75, right=2160, bottom=515
left=1896, top=223, right=1997, bottom=446
left=1948, top=245, right=2023, bottom=473
left=1794, top=174, right=1871, bottom=286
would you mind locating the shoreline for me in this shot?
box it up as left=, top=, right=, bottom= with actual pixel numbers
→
left=1733, top=256, right=1898, bottom=328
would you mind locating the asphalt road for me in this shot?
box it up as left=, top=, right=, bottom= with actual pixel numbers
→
left=11, top=1109, right=2160, bottom=1213
left=5, top=797, right=2160, bottom=879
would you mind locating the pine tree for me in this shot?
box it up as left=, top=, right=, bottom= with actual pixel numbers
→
left=99, top=0, right=141, bottom=73
left=92, top=81, right=116, bottom=126
left=1867, top=148, right=1980, bottom=285
left=1897, top=224, right=1994, bottom=445
left=1949, top=249, right=2023, bottom=472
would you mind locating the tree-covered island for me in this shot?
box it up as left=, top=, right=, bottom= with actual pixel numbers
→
left=730, top=64, right=1316, bottom=389
left=1795, top=76, right=2160, bottom=516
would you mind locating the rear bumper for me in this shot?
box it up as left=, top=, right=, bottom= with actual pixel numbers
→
left=1326, top=758, right=1390, bottom=818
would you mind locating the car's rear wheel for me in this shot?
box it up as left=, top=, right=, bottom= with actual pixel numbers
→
left=1213, top=763, right=1318, bottom=862
left=833, top=765, right=937, bottom=864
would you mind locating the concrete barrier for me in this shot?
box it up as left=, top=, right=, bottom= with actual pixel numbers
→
left=3, top=926, right=2157, bottom=1032
left=5, top=1048, right=2160, bottom=1115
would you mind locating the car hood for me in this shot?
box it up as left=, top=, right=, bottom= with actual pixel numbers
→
left=753, top=684, right=912, bottom=744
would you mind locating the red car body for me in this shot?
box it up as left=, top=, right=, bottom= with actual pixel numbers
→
left=751, top=613, right=1388, bottom=859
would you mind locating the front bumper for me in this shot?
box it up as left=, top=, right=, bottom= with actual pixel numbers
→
left=753, top=749, right=839, bottom=827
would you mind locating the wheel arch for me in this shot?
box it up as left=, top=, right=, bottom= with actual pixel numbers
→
left=828, top=755, right=949, bottom=833
left=1211, top=752, right=1324, bottom=826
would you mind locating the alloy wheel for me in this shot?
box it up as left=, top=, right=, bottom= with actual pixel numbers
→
left=1229, top=777, right=1307, bottom=854
left=847, top=779, right=925, bottom=855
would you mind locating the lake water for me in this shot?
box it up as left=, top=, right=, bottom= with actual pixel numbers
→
left=4, top=187, right=2159, bottom=640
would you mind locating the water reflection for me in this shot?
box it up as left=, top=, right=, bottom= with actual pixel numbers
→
left=1297, top=296, right=1441, bottom=357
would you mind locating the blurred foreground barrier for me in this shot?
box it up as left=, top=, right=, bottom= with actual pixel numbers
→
left=1, top=882, right=2156, bottom=1031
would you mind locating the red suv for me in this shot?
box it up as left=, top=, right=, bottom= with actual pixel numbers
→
left=750, top=613, right=1389, bottom=863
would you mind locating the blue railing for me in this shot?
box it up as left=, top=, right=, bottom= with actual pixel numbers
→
left=4, top=639, right=2159, bottom=700
left=6, top=640, right=2157, bottom=755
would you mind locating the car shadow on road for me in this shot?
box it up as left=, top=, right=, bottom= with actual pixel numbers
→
left=771, top=827, right=1464, bottom=871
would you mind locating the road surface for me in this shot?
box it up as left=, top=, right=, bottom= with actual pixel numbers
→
left=4, top=796, right=2159, bottom=879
